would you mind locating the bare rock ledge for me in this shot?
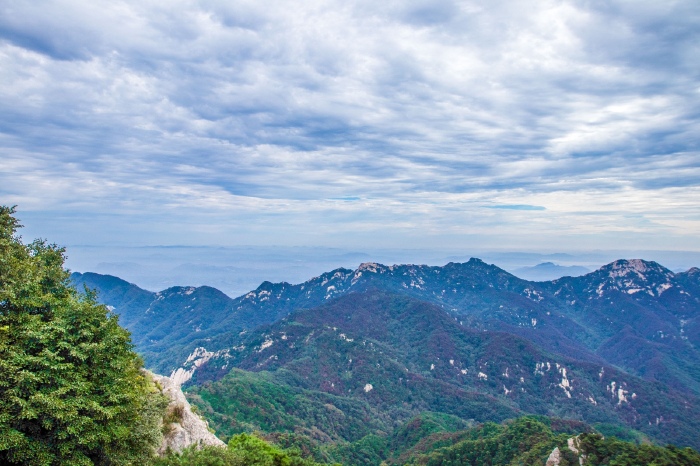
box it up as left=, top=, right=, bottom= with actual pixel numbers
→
left=148, top=372, right=225, bottom=455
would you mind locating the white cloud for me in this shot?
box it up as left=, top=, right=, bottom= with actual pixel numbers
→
left=0, top=0, right=698, bottom=252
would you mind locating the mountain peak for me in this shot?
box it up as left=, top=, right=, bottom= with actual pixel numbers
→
left=156, top=286, right=197, bottom=298
left=591, top=259, right=675, bottom=297
left=607, top=259, right=652, bottom=274
left=603, top=259, right=673, bottom=279
left=356, top=262, right=387, bottom=273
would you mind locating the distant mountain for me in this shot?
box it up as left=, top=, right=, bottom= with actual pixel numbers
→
left=512, top=262, right=590, bottom=281
left=71, top=258, right=700, bottom=451
left=76, top=259, right=588, bottom=374
left=72, top=259, right=700, bottom=389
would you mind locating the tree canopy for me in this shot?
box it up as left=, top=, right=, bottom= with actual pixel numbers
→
left=0, top=206, right=165, bottom=465
left=152, top=433, right=337, bottom=466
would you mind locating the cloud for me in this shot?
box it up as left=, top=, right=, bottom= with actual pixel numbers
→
left=487, top=205, right=547, bottom=211
left=0, top=0, right=699, bottom=252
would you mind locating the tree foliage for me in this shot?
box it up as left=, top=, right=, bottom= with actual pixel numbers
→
left=0, top=206, right=166, bottom=465
left=576, top=433, right=700, bottom=466
left=152, top=433, right=337, bottom=466
left=388, top=416, right=700, bottom=466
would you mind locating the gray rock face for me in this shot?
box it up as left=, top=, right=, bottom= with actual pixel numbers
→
left=149, top=372, right=225, bottom=455
left=545, top=446, right=562, bottom=466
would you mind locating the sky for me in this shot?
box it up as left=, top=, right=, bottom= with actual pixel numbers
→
left=1, top=0, right=700, bottom=286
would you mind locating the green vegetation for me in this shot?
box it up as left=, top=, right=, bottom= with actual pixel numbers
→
left=188, top=369, right=387, bottom=443
left=155, top=413, right=700, bottom=466
left=325, top=434, right=389, bottom=466
left=399, top=417, right=563, bottom=465
left=387, top=416, right=700, bottom=466
left=152, top=433, right=337, bottom=466
left=387, top=412, right=472, bottom=458
left=0, top=206, right=168, bottom=465
left=576, top=433, right=700, bottom=466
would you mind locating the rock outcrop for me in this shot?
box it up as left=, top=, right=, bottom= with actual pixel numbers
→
left=545, top=446, right=562, bottom=466
left=545, top=436, right=586, bottom=466
left=149, top=372, right=225, bottom=454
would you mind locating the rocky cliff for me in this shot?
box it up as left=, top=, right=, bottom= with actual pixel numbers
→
left=149, top=372, right=225, bottom=454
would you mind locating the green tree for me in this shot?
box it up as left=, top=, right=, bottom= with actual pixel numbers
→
left=152, top=434, right=337, bottom=466
left=0, top=206, right=166, bottom=465
left=150, top=444, right=247, bottom=466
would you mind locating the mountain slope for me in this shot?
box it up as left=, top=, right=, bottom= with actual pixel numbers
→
left=386, top=416, right=700, bottom=466
left=541, top=260, right=700, bottom=393
left=189, top=289, right=700, bottom=450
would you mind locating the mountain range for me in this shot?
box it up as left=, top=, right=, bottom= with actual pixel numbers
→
left=71, top=258, right=700, bottom=457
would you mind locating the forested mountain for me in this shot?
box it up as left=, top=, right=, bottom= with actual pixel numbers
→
left=186, top=289, right=700, bottom=450
left=71, top=256, right=700, bottom=461
left=72, top=259, right=700, bottom=392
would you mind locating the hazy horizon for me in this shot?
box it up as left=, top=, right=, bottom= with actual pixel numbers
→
left=63, top=242, right=700, bottom=298
left=2, top=1, right=699, bottom=265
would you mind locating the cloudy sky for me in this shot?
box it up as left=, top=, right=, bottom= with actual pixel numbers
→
left=2, top=0, right=699, bottom=261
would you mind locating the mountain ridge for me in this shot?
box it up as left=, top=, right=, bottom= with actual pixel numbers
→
left=71, top=258, right=700, bottom=392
